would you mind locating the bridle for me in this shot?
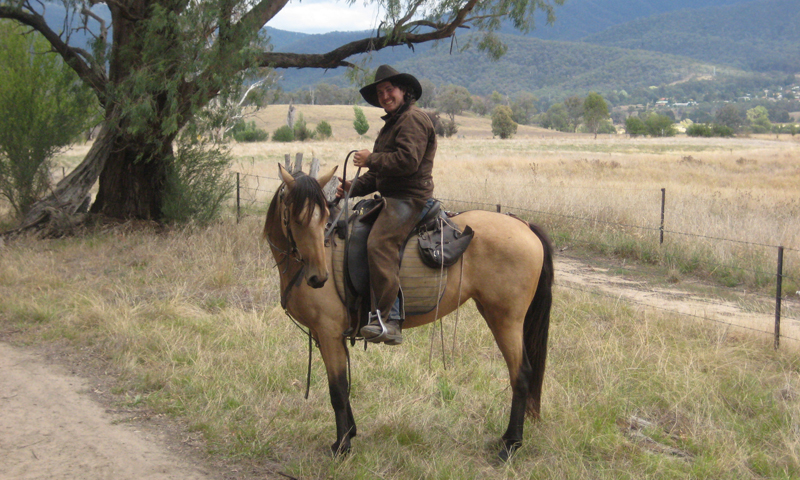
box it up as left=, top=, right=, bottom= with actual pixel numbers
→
left=267, top=183, right=307, bottom=309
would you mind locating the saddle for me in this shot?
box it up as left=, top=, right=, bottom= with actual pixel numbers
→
left=329, top=197, right=474, bottom=340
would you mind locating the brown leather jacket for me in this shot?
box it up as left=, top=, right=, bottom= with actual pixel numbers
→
left=350, top=103, right=436, bottom=200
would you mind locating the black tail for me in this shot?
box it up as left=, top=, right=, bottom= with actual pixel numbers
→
left=523, top=223, right=554, bottom=418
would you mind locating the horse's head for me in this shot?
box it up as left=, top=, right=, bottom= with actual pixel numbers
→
left=268, top=163, right=338, bottom=289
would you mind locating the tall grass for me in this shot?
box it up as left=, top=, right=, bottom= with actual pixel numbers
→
left=2, top=218, right=800, bottom=478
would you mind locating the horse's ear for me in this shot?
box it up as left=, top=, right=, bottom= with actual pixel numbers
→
left=278, top=163, right=295, bottom=189
left=316, top=165, right=338, bottom=189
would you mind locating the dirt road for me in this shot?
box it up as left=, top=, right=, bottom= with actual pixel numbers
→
left=0, top=342, right=216, bottom=480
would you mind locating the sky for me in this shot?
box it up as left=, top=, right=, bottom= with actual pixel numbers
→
left=268, top=0, right=385, bottom=34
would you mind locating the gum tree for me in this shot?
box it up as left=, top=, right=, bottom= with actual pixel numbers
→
left=1, top=0, right=564, bottom=229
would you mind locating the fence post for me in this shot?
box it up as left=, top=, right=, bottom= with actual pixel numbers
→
left=774, top=246, right=784, bottom=350
left=660, top=187, right=665, bottom=244
left=496, top=204, right=501, bottom=213
left=294, top=152, right=303, bottom=173
left=309, top=156, right=320, bottom=179
left=236, top=172, right=240, bottom=224
left=284, top=154, right=291, bottom=170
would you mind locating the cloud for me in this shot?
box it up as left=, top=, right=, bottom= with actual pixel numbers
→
left=268, top=0, right=384, bottom=34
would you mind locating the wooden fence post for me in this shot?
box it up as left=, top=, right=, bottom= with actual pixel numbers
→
left=775, top=246, right=784, bottom=350
left=660, top=188, right=666, bottom=244
left=293, top=153, right=303, bottom=173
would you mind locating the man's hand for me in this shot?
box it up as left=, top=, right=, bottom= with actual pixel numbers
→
left=335, top=178, right=352, bottom=199
left=352, top=149, right=371, bottom=167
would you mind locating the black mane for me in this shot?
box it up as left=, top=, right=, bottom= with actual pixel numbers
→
left=283, top=172, right=327, bottom=225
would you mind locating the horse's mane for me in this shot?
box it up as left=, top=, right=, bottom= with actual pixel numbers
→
left=263, top=172, right=327, bottom=240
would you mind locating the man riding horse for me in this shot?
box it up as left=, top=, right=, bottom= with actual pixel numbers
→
left=336, top=65, right=437, bottom=345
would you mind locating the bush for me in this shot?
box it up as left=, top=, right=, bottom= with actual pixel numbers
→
left=162, top=133, right=234, bottom=225
left=229, top=120, right=268, bottom=142
left=686, top=123, right=713, bottom=137
left=315, top=120, right=333, bottom=139
left=292, top=113, right=315, bottom=141
left=272, top=125, right=294, bottom=142
left=625, top=117, right=648, bottom=136
left=442, top=118, right=458, bottom=137
left=711, top=123, right=734, bottom=137
left=353, top=106, right=369, bottom=136
left=491, top=105, right=517, bottom=139
left=645, top=113, right=676, bottom=137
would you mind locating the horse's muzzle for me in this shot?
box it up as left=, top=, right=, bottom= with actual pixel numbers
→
left=308, top=275, right=327, bottom=289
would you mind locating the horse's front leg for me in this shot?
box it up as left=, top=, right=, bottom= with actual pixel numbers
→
left=317, top=333, right=356, bottom=456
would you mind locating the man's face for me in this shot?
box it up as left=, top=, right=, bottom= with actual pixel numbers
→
left=376, top=81, right=405, bottom=114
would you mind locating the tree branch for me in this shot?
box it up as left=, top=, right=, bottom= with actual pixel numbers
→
left=0, top=6, right=108, bottom=102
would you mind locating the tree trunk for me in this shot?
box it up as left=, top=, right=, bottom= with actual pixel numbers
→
left=13, top=118, right=116, bottom=232
left=90, top=136, right=170, bottom=220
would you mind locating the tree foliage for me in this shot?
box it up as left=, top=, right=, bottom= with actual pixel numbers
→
left=582, top=92, right=609, bottom=138
left=0, top=21, right=98, bottom=219
left=491, top=105, right=518, bottom=139
left=435, top=84, right=473, bottom=123
left=353, top=106, right=370, bottom=136
left=540, top=103, right=570, bottom=132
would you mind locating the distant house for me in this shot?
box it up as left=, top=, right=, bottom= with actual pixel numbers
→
left=655, top=98, right=669, bottom=107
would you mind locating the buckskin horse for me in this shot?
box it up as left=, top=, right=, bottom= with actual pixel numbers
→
left=263, top=164, right=554, bottom=461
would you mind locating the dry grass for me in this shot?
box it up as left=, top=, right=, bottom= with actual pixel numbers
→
left=1, top=218, right=799, bottom=478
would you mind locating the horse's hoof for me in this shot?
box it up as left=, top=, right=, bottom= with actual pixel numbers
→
left=330, top=441, right=351, bottom=458
left=498, top=440, right=521, bottom=462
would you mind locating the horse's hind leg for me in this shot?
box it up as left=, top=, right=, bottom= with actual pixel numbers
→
left=476, top=301, right=531, bottom=461
left=316, top=333, right=356, bottom=456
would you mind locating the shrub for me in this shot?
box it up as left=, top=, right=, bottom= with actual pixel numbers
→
left=162, top=133, right=234, bottom=225
left=228, top=120, right=268, bottom=142
left=645, top=113, right=676, bottom=137
left=625, top=117, right=648, bottom=136
left=292, top=113, right=315, bottom=141
left=442, top=118, right=458, bottom=137
left=686, top=123, right=713, bottom=137
left=491, top=105, right=517, bottom=139
left=353, top=106, right=369, bottom=136
left=711, top=123, right=734, bottom=137
left=315, top=120, right=333, bottom=139
left=272, top=125, right=294, bottom=142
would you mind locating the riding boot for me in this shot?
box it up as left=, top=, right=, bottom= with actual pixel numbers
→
left=360, top=309, right=403, bottom=345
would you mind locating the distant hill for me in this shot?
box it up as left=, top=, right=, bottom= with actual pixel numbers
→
left=581, top=0, right=800, bottom=72
left=267, top=0, right=794, bottom=95
left=272, top=30, right=732, bottom=98
left=502, top=0, right=753, bottom=41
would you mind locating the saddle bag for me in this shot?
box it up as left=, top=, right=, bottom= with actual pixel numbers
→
left=417, top=219, right=474, bottom=268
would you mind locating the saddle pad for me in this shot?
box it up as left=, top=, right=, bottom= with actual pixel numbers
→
left=331, top=235, right=448, bottom=316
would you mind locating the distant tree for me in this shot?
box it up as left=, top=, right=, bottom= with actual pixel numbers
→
left=293, top=114, right=315, bottom=141
left=644, top=113, right=676, bottom=137
left=272, top=125, right=294, bottom=142
left=436, top=84, right=472, bottom=123
left=583, top=92, right=609, bottom=138
left=625, top=117, right=648, bottom=137
left=510, top=92, right=538, bottom=125
left=315, top=120, right=333, bottom=139
left=470, top=95, right=490, bottom=116
left=417, top=79, right=437, bottom=109
left=715, top=104, right=743, bottom=131
left=746, top=106, right=771, bottom=133
left=564, top=95, right=584, bottom=132
left=491, top=105, right=517, bottom=139
left=0, top=22, right=98, bottom=219
left=353, top=106, right=370, bottom=136
left=540, top=103, right=571, bottom=132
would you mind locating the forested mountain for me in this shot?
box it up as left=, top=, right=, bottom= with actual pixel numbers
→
left=582, top=0, right=800, bottom=72
left=268, top=0, right=795, bottom=97
left=502, top=0, right=753, bottom=41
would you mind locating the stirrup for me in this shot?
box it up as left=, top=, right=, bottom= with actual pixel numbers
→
left=361, top=310, right=403, bottom=345
left=365, top=309, right=388, bottom=340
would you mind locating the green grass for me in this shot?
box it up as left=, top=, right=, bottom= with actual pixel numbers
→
left=1, top=221, right=799, bottom=478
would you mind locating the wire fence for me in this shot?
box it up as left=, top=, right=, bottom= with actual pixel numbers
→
left=229, top=164, right=799, bottom=349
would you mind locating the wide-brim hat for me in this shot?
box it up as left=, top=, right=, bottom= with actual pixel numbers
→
left=359, top=65, right=422, bottom=108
